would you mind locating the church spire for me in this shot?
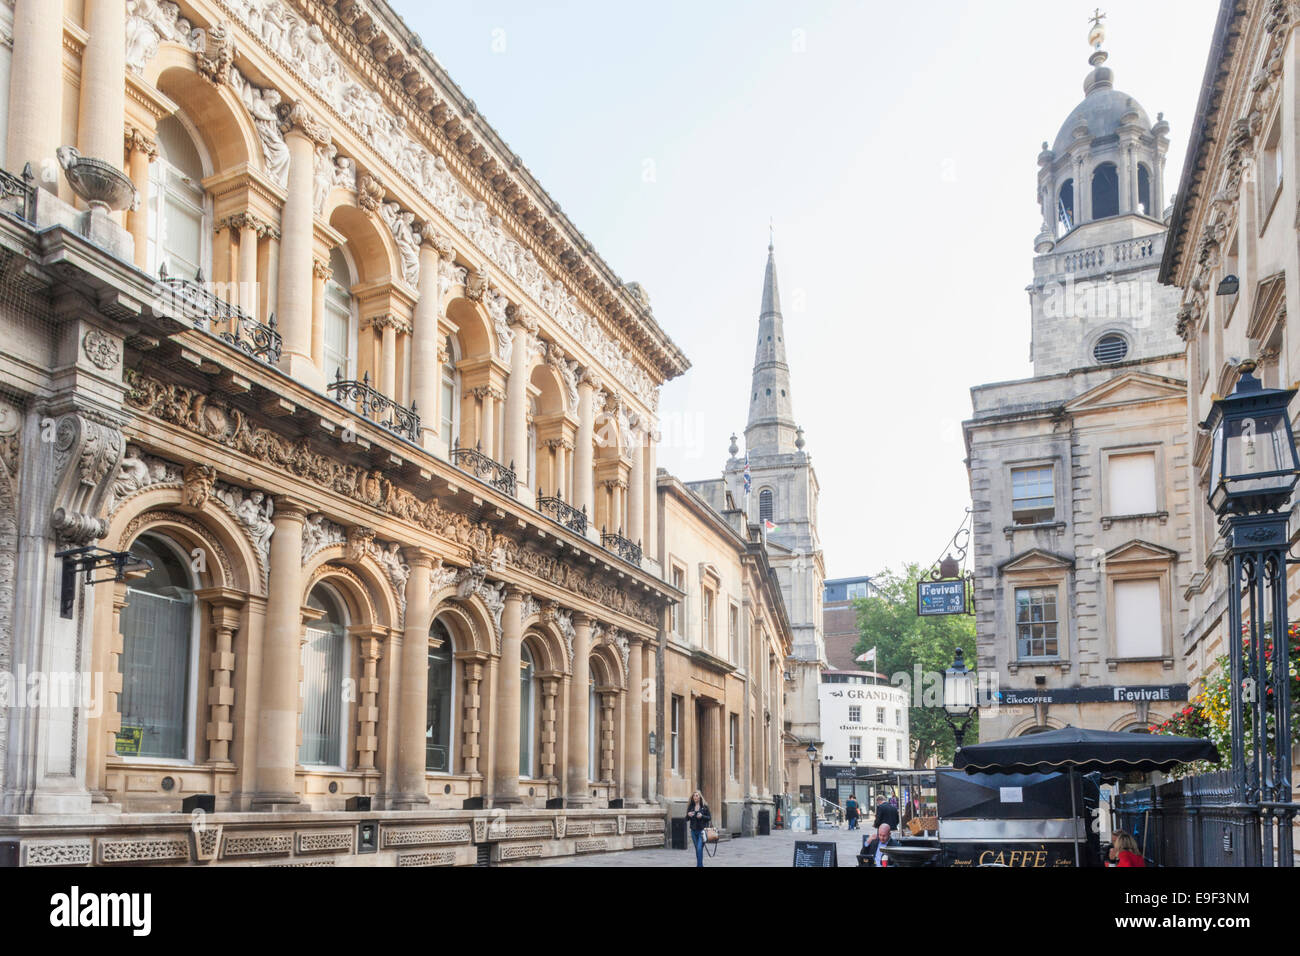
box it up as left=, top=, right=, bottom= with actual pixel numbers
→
left=745, top=240, right=799, bottom=455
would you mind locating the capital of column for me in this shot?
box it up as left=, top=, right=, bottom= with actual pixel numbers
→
left=272, top=497, right=311, bottom=522
left=124, top=125, right=158, bottom=161
left=578, top=367, right=601, bottom=392
left=403, top=546, right=437, bottom=569
left=573, top=611, right=594, bottom=629
left=284, top=100, right=333, bottom=147
left=418, top=221, right=455, bottom=259
left=312, top=256, right=333, bottom=280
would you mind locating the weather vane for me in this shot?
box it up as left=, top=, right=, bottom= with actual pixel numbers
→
left=1088, top=8, right=1107, bottom=49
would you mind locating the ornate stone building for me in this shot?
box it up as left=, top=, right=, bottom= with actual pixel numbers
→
left=0, top=0, right=788, bottom=867
left=1161, top=0, right=1300, bottom=783
left=964, top=20, right=1192, bottom=741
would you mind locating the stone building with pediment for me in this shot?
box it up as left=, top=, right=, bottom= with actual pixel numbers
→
left=0, top=0, right=791, bottom=867
left=963, top=20, right=1192, bottom=742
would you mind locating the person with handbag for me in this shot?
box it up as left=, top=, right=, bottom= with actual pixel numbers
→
left=685, top=790, right=713, bottom=867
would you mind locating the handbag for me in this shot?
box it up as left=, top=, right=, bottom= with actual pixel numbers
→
left=702, top=827, right=720, bottom=857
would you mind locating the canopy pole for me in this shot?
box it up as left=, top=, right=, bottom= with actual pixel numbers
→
left=1069, top=768, right=1081, bottom=867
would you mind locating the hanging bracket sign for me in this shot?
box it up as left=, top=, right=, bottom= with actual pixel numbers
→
left=917, top=578, right=970, bottom=616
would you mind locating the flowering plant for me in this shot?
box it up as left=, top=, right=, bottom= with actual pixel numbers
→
left=1150, top=621, right=1300, bottom=778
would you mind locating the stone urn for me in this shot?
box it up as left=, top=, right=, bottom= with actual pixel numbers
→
left=56, top=146, right=137, bottom=213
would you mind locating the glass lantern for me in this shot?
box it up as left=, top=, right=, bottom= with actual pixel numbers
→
left=943, top=647, right=976, bottom=717
left=1204, top=366, right=1300, bottom=515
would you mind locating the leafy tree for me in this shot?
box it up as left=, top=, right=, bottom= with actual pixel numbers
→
left=852, top=563, right=979, bottom=768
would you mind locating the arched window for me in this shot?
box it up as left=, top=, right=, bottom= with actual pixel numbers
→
left=300, top=584, right=349, bottom=768
left=1057, top=178, right=1075, bottom=233
left=323, top=247, right=357, bottom=384
left=148, top=114, right=209, bottom=278
left=426, top=619, right=455, bottom=773
left=520, top=644, right=535, bottom=778
left=1137, top=163, right=1152, bottom=216
left=1091, top=162, right=1119, bottom=219
left=440, top=333, right=460, bottom=446
left=759, top=488, right=774, bottom=523
left=117, top=533, right=197, bottom=760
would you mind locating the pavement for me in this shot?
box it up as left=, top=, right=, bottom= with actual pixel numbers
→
left=535, top=823, right=870, bottom=867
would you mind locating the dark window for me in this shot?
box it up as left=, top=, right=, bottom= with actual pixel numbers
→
left=759, top=489, right=774, bottom=522
left=1094, top=334, right=1128, bottom=364
left=1058, top=179, right=1075, bottom=231
left=1137, top=164, right=1152, bottom=216
left=1091, top=162, right=1119, bottom=219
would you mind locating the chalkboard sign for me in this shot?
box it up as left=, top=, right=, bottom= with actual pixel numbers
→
left=793, top=840, right=838, bottom=867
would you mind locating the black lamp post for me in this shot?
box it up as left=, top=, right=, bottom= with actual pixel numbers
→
left=806, top=743, right=819, bottom=835
left=943, top=647, right=977, bottom=750
left=1204, top=361, right=1298, bottom=867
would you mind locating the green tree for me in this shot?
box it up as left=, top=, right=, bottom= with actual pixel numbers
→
left=852, top=563, right=979, bottom=768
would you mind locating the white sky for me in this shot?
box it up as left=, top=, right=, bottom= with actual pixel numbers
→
left=394, top=0, right=1221, bottom=577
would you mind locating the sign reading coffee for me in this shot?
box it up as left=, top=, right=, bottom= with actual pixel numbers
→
left=997, top=684, right=1188, bottom=706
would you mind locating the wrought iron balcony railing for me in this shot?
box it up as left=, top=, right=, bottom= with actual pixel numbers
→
left=328, top=369, right=421, bottom=443
left=157, top=265, right=282, bottom=365
left=450, top=438, right=516, bottom=497
left=536, top=487, right=587, bottom=535
left=0, top=164, right=35, bottom=221
left=600, top=527, right=642, bottom=566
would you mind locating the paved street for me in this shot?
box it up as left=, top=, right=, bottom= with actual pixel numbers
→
left=535, top=825, right=869, bottom=867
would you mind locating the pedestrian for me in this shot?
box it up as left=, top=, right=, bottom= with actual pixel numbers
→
left=686, top=790, right=712, bottom=867
left=858, top=823, right=898, bottom=867
left=1108, top=832, right=1146, bottom=867
left=845, top=795, right=860, bottom=830
left=872, top=795, right=899, bottom=830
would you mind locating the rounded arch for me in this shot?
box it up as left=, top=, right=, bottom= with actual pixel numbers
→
left=1108, top=712, right=1163, bottom=733
left=302, top=549, right=398, bottom=632
left=589, top=640, right=625, bottom=690
left=150, top=60, right=257, bottom=175
left=529, top=361, right=567, bottom=417
left=107, top=487, right=260, bottom=595
left=1057, top=177, right=1075, bottom=231
left=521, top=621, right=567, bottom=675
left=429, top=595, right=495, bottom=657
left=327, top=204, right=401, bottom=286
left=1091, top=161, right=1120, bottom=219
left=444, top=296, right=495, bottom=362
left=1137, top=162, right=1153, bottom=216
left=1009, top=715, right=1066, bottom=737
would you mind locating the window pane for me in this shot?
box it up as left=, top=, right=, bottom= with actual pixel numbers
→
left=300, top=625, right=345, bottom=766
left=426, top=644, right=452, bottom=772
left=1011, top=465, right=1054, bottom=522
left=163, top=197, right=202, bottom=278
left=1114, top=578, right=1162, bottom=657
left=118, top=589, right=192, bottom=759
left=1108, top=453, right=1157, bottom=515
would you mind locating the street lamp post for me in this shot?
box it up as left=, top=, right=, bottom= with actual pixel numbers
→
left=806, top=743, right=819, bottom=835
left=1204, top=362, right=1299, bottom=867
left=943, top=647, right=977, bottom=750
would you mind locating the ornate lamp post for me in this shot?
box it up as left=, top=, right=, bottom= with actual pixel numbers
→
left=1204, top=362, right=1299, bottom=867
left=806, top=743, right=819, bottom=835
left=943, top=647, right=978, bottom=750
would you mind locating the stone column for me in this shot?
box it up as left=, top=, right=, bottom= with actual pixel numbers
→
left=251, top=498, right=309, bottom=809
left=379, top=317, right=398, bottom=399
left=492, top=585, right=525, bottom=806
left=264, top=231, right=281, bottom=328
left=411, top=232, right=442, bottom=450
left=123, top=129, right=156, bottom=270
left=628, top=427, right=645, bottom=550
left=624, top=635, right=644, bottom=804
left=353, top=628, right=383, bottom=771
left=1118, top=144, right=1133, bottom=215
left=701, top=701, right=721, bottom=805
left=6, top=0, right=64, bottom=189
left=643, top=429, right=657, bottom=560
left=198, top=591, right=245, bottom=765
left=78, top=0, right=127, bottom=184
left=238, top=220, right=260, bottom=321
left=566, top=613, right=593, bottom=806
left=600, top=692, right=616, bottom=783
left=574, top=373, right=596, bottom=522
left=394, top=550, right=433, bottom=807
left=503, top=311, right=535, bottom=495
left=276, top=103, right=330, bottom=389
left=308, top=257, right=328, bottom=370
left=461, top=661, right=483, bottom=776
left=478, top=388, right=497, bottom=461
left=539, top=677, right=559, bottom=781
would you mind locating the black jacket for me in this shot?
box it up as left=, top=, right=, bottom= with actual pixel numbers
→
left=686, top=802, right=712, bottom=832
left=872, top=803, right=900, bottom=829
left=858, top=835, right=897, bottom=866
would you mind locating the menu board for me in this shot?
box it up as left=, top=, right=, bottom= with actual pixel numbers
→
left=793, top=840, right=839, bottom=867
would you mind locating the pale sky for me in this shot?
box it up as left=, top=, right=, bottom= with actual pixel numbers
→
left=394, top=0, right=1221, bottom=578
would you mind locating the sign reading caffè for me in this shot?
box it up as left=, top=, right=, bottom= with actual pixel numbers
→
left=997, top=684, right=1189, bottom=706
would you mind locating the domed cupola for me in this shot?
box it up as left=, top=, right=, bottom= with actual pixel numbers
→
left=1033, top=13, right=1169, bottom=249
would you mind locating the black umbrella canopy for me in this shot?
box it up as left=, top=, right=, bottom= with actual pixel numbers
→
left=953, top=725, right=1221, bottom=776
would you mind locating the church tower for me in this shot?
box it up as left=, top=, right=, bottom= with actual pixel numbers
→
left=722, top=241, right=826, bottom=771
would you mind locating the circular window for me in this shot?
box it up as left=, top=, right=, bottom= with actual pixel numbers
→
left=1093, top=334, right=1128, bottom=364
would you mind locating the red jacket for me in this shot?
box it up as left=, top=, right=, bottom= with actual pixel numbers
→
left=1116, top=850, right=1146, bottom=867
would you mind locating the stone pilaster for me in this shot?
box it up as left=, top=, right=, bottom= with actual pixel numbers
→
left=566, top=613, right=593, bottom=806
left=394, top=549, right=433, bottom=807
left=460, top=661, right=484, bottom=777
left=491, top=585, right=525, bottom=806
left=352, top=626, right=384, bottom=772
left=196, top=589, right=246, bottom=765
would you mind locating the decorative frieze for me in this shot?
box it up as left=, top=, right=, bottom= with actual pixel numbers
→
left=296, top=830, right=354, bottom=854
left=632, top=835, right=665, bottom=848
left=497, top=843, right=543, bottom=861
left=220, top=832, right=293, bottom=859
left=98, top=837, right=190, bottom=864
left=382, top=824, right=473, bottom=848
left=397, top=850, right=458, bottom=867
left=22, top=840, right=93, bottom=867
left=574, top=839, right=605, bottom=854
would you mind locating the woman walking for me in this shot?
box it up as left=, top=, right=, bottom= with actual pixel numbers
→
left=686, top=790, right=712, bottom=867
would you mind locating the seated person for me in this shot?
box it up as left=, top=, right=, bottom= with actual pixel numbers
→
left=857, top=823, right=897, bottom=867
